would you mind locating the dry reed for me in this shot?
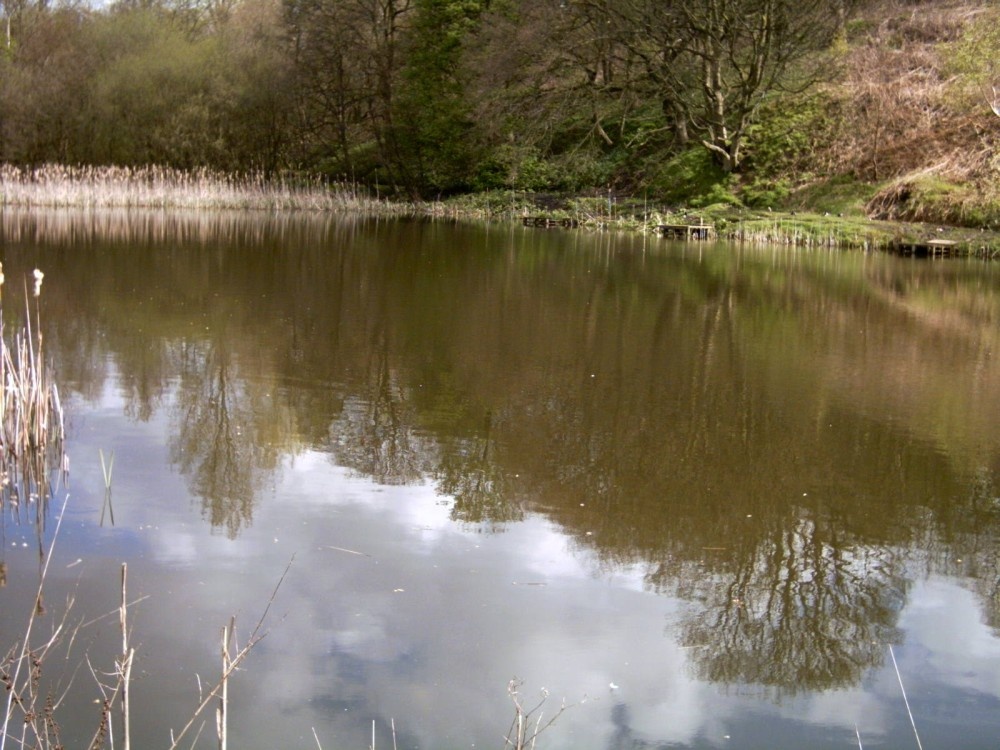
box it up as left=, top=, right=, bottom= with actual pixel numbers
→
left=0, top=266, right=65, bottom=518
left=0, top=164, right=412, bottom=214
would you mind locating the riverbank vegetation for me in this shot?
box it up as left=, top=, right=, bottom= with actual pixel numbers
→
left=0, top=165, right=398, bottom=211
left=0, top=0, right=997, bottom=230
left=0, top=267, right=64, bottom=515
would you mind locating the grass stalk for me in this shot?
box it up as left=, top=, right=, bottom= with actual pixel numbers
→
left=0, top=165, right=414, bottom=215
left=889, top=645, right=923, bottom=750
left=0, top=268, right=65, bottom=512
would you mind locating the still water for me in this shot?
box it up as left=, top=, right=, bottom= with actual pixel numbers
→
left=3, top=209, right=1000, bottom=749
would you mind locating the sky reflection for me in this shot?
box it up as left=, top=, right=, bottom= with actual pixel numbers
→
left=32, top=432, right=1000, bottom=750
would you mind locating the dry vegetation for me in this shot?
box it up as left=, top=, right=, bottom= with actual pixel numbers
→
left=0, top=268, right=64, bottom=518
left=0, top=165, right=407, bottom=213
left=805, top=1, right=1000, bottom=225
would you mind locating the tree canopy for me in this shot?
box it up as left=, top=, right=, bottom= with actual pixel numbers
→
left=0, top=0, right=976, bottom=198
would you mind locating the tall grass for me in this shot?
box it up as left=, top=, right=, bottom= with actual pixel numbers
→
left=0, top=164, right=413, bottom=213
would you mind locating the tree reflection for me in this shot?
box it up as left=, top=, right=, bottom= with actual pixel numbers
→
left=17, top=214, right=1000, bottom=699
left=169, top=338, right=282, bottom=538
left=329, top=327, right=430, bottom=485
left=435, top=411, right=522, bottom=528
left=678, top=513, right=905, bottom=692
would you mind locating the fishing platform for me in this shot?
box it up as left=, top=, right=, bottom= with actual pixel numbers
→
left=890, top=238, right=961, bottom=257
left=521, top=216, right=579, bottom=228
left=657, top=223, right=713, bottom=240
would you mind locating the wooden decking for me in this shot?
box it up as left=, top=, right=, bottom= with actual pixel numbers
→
left=890, top=239, right=961, bottom=257
left=522, top=216, right=579, bottom=228
left=657, top=224, right=712, bottom=240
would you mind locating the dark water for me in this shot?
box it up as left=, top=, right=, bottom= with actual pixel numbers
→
left=3, top=209, right=1000, bottom=749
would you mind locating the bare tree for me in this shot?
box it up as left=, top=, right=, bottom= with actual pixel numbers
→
left=597, top=0, right=841, bottom=171
left=285, top=0, right=412, bottom=185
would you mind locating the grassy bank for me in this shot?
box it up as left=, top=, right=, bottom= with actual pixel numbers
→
left=438, top=190, right=1000, bottom=257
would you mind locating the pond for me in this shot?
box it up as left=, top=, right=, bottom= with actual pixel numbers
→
left=3, top=209, right=1000, bottom=749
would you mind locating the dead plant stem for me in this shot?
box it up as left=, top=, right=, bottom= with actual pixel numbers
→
left=167, top=556, right=293, bottom=750
left=0, top=493, right=69, bottom=750
left=120, top=563, right=132, bottom=750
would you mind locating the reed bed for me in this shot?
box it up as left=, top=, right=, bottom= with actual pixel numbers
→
left=0, top=164, right=413, bottom=213
left=0, top=267, right=64, bottom=515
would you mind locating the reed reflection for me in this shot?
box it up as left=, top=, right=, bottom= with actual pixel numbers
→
left=8, top=211, right=1000, bottom=694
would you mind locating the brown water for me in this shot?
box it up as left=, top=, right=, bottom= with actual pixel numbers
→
left=2, top=209, right=1000, bottom=749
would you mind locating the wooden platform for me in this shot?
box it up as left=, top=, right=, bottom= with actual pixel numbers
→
left=522, top=216, right=579, bottom=228
left=891, top=238, right=960, bottom=257
left=657, top=224, right=712, bottom=240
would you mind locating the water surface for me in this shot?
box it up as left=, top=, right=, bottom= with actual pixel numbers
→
left=2, top=210, right=1000, bottom=749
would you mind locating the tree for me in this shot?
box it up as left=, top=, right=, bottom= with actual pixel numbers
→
left=604, top=0, right=841, bottom=172
left=391, top=0, right=488, bottom=194
left=284, top=0, right=414, bottom=186
left=0, top=5, right=97, bottom=164
left=211, top=0, right=297, bottom=172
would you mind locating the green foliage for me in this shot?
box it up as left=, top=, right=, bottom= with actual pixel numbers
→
left=743, top=91, right=830, bottom=181
left=741, top=178, right=791, bottom=209
left=942, top=7, right=1000, bottom=116
left=788, top=176, right=876, bottom=217
left=391, top=0, right=489, bottom=195
left=735, top=89, right=842, bottom=209
left=867, top=174, right=1000, bottom=228
left=468, top=143, right=617, bottom=193
left=0, top=0, right=995, bottom=227
left=649, top=148, right=740, bottom=207
left=86, top=11, right=223, bottom=165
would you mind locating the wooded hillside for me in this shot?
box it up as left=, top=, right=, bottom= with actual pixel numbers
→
left=0, top=0, right=997, bottom=222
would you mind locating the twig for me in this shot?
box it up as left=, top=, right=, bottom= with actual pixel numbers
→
left=502, top=680, right=570, bottom=750
left=323, top=545, right=370, bottom=557
left=78, top=596, right=151, bottom=630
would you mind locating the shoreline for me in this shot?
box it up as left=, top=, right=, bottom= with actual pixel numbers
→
left=3, top=165, right=1000, bottom=257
